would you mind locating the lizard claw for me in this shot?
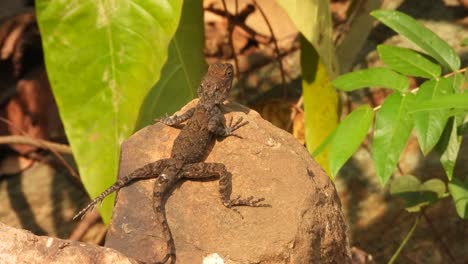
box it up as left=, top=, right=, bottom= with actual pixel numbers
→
left=223, top=195, right=270, bottom=219
left=73, top=201, right=97, bottom=221
left=225, top=195, right=270, bottom=208
left=225, top=116, right=248, bottom=137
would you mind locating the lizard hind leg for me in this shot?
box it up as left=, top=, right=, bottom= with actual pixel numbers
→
left=73, top=158, right=175, bottom=221
left=180, top=162, right=270, bottom=210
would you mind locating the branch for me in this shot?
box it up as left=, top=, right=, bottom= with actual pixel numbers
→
left=0, top=135, right=72, bottom=154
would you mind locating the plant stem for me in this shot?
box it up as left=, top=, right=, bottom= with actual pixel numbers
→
left=388, top=213, right=421, bottom=264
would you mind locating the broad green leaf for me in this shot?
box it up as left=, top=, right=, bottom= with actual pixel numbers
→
left=448, top=178, right=468, bottom=219
left=301, top=36, right=339, bottom=177
left=371, top=10, right=460, bottom=71
left=329, top=105, right=374, bottom=178
left=278, top=0, right=339, bottom=177
left=332, top=68, right=409, bottom=92
left=437, top=116, right=464, bottom=180
left=277, top=0, right=338, bottom=76
left=36, top=0, right=183, bottom=222
left=377, top=45, right=441, bottom=79
left=136, top=0, right=206, bottom=128
left=413, top=78, right=453, bottom=155
left=373, top=93, right=415, bottom=184
left=411, top=92, right=468, bottom=112
left=390, top=175, right=446, bottom=212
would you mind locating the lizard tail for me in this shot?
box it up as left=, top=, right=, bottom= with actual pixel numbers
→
left=153, top=182, right=176, bottom=264
left=72, top=178, right=127, bottom=220
left=73, top=159, right=174, bottom=221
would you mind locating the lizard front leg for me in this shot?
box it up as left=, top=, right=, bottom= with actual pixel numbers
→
left=208, top=110, right=248, bottom=137
left=180, top=162, right=269, bottom=208
left=73, top=158, right=175, bottom=220
left=157, top=107, right=195, bottom=126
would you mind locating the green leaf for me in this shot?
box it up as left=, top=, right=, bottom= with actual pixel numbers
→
left=373, top=93, right=415, bottom=184
left=136, top=1, right=206, bottom=128
left=453, top=72, right=465, bottom=92
left=436, top=116, right=464, bottom=180
left=332, top=68, right=409, bottom=92
left=465, top=68, right=468, bottom=82
left=461, top=37, right=468, bottom=47
left=311, top=129, right=336, bottom=157
left=377, top=45, right=441, bottom=79
left=329, top=105, right=374, bottom=177
left=301, top=37, right=339, bottom=177
left=277, top=0, right=338, bottom=76
left=390, top=175, right=446, bottom=212
left=413, top=78, right=453, bottom=155
left=448, top=178, right=468, bottom=219
left=36, top=0, right=183, bottom=223
left=371, top=10, right=460, bottom=72
left=411, top=92, right=468, bottom=112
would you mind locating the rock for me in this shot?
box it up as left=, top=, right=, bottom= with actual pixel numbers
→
left=105, top=100, right=351, bottom=264
left=0, top=222, right=137, bottom=264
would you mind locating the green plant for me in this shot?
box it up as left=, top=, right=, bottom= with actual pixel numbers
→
left=36, top=0, right=205, bottom=223
left=35, top=0, right=339, bottom=223
left=319, top=9, right=467, bottom=262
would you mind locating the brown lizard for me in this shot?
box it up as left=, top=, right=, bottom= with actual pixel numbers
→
left=74, top=62, right=268, bottom=264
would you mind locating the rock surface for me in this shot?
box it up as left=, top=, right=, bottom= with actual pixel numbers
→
left=105, top=100, right=351, bottom=264
left=0, top=222, right=137, bottom=264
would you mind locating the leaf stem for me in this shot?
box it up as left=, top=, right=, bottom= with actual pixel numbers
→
left=388, top=213, right=421, bottom=264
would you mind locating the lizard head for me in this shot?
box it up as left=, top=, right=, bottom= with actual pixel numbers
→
left=198, top=63, right=234, bottom=105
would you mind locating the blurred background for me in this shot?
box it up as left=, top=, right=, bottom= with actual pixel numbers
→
left=0, top=0, right=467, bottom=263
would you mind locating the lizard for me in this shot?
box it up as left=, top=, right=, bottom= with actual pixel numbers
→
left=73, top=62, right=269, bottom=264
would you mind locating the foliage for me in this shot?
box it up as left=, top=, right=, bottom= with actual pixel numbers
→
left=135, top=1, right=206, bottom=129
left=35, top=0, right=206, bottom=223
left=277, top=0, right=339, bottom=175
left=36, top=5, right=466, bottom=253
left=328, top=10, right=467, bottom=219
left=36, top=0, right=339, bottom=221
left=390, top=175, right=446, bottom=212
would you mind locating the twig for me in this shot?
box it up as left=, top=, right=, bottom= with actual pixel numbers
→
left=252, top=0, right=288, bottom=98
left=0, top=117, right=78, bottom=178
left=0, top=135, right=71, bottom=154
left=333, top=0, right=367, bottom=46
left=388, top=212, right=421, bottom=264
left=236, top=43, right=300, bottom=76
left=69, top=210, right=101, bottom=241
left=287, top=96, right=303, bottom=131
left=443, top=67, right=466, bottom=78
left=372, top=88, right=419, bottom=112
left=396, top=163, right=404, bottom=176
left=204, top=5, right=271, bottom=45
left=220, top=0, right=244, bottom=100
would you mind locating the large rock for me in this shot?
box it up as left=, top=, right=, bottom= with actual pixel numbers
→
left=0, top=222, right=137, bottom=264
left=105, top=100, right=351, bottom=264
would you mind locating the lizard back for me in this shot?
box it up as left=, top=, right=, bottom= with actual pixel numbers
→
left=170, top=106, right=212, bottom=164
